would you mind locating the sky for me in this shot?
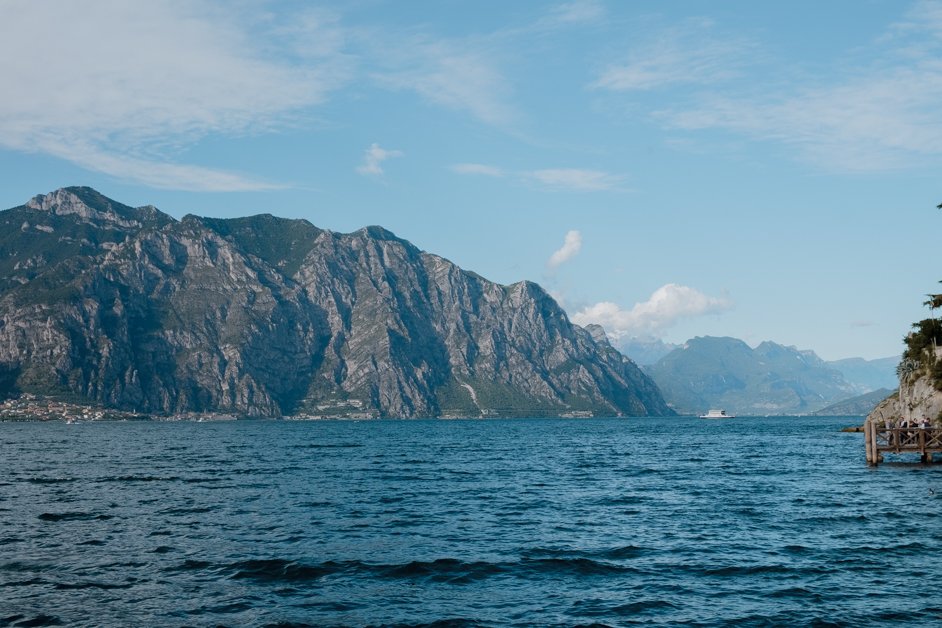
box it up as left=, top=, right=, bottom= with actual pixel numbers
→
left=1, top=0, right=940, bottom=361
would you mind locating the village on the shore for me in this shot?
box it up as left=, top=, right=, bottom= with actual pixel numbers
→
left=0, top=393, right=242, bottom=422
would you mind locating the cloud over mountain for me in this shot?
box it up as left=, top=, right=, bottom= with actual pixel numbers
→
left=571, top=283, right=732, bottom=338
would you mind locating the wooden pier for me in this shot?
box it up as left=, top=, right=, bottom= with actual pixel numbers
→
left=864, top=423, right=942, bottom=465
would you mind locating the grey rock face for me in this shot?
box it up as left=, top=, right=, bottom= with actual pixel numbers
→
left=0, top=187, right=673, bottom=418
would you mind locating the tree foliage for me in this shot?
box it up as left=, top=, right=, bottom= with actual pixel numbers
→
left=902, top=318, right=942, bottom=364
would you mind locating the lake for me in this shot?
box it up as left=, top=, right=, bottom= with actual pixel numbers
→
left=2, top=416, right=941, bottom=626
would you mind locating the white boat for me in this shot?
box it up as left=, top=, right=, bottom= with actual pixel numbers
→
left=699, top=409, right=735, bottom=419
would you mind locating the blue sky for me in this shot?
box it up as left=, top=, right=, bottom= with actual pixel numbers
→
left=1, top=0, right=940, bottom=360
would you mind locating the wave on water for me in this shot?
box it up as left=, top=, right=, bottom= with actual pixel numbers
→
left=523, top=545, right=646, bottom=561
left=171, top=553, right=644, bottom=587
left=24, top=477, right=75, bottom=485
left=0, top=613, right=65, bottom=627
left=229, top=558, right=346, bottom=582
left=572, top=597, right=679, bottom=617
left=95, top=475, right=182, bottom=483
left=36, top=512, right=112, bottom=522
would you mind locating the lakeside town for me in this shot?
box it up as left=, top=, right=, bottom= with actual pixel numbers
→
left=0, top=393, right=377, bottom=422
left=0, top=393, right=145, bottom=422
left=0, top=393, right=246, bottom=422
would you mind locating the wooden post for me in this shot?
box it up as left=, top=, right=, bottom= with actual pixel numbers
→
left=871, top=424, right=881, bottom=466
left=865, top=420, right=873, bottom=465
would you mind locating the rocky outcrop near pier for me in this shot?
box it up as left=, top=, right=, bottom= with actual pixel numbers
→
left=0, top=187, right=672, bottom=418
left=867, top=358, right=942, bottom=426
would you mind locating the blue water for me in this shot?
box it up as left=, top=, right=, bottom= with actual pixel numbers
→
left=1, top=416, right=941, bottom=627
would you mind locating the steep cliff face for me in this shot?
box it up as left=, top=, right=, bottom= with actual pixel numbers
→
left=0, top=187, right=673, bottom=418
left=867, top=348, right=942, bottom=425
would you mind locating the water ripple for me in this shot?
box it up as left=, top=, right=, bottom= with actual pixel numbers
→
left=2, top=416, right=942, bottom=625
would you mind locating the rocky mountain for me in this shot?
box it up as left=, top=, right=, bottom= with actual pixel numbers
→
left=644, top=336, right=858, bottom=415
left=0, top=187, right=672, bottom=418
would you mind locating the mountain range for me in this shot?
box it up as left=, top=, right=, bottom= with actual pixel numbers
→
left=643, top=336, right=896, bottom=415
left=0, top=187, right=672, bottom=418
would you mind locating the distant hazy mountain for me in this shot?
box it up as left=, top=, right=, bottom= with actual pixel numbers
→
left=0, top=187, right=672, bottom=418
left=645, top=336, right=858, bottom=415
left=617, top=336, right=681, bottom=366
left=824, top=357, right=899, bottom=394
left=812, top=388, right=896, bottom=416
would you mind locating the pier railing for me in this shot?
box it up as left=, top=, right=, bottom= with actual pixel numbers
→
left=864, top=424, right=942, bottom=465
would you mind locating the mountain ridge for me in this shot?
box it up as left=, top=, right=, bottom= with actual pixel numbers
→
left=0, top=187, right=673, bottom=419
left=645, top=335, right=860, bottom=415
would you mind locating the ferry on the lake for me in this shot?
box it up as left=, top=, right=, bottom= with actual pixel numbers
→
left=699, top=409, right=735, bottom=419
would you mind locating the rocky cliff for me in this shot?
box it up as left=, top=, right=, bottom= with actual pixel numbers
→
left=867, top=349, right=942, bottom=426
left=0, top=187, right=672, bottom=418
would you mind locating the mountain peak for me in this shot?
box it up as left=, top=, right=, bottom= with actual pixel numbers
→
left=357, top=225, right=404, bottom=242
left=584, top=324, right=611, bottom=346
left=27, top=187, right=112, bottom=216
left=24, top=187, right=170, bottom=229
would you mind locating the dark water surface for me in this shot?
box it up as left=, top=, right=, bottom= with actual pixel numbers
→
left=2, top=416, right=942, bottom=627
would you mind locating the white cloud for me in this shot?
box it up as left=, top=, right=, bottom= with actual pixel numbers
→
left=44, top=141, right=281, bottom=192
left=451, top=163, right=504, bottom=177
left=383, top=1, right=602, bottom=125
left=0, top=1, right=350, bottom=190
left=451, top=163, right=625, bottom=190
left=657, top=71, right=942, bottom=171
left=548, top=230, right=582, bottom=268
left=593, top=18, right=754, bottom=91
left=527, top=168, right=625, bottom=191
left=571, top=283, right=732, bottom=338
left=356, top=143, right=404, bottom=176
left=543, top=0, right=605, bottom=26
left=649, top=4, right=942, bottom=171
left=373, top=39, right=516, bottom=127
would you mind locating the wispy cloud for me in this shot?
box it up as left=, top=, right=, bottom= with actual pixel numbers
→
left=0, top=1, right=351, bottom=190
left=43, top=141, right=282, bottom=192
left=548, top=230, right=583, bottom=268
left=373, top=38, right=516, bottom=127
left=452, top=162, right=625, bottom=191
left=593, top=18, right=754, bottom=91
left=657, top=71, right=942, bottom=171
left=527, top=168, right=625, bottom=191
left=571, top=284, right=732, bottom=338
left=542, top=0, right=605, bottom=27
left=450, top=163, right=504, bottom=177
left=649, top=4, right=942, bottom=171
left=369, top=0, right=607, bottom=129
left=357, top=143, right=404, bottom=176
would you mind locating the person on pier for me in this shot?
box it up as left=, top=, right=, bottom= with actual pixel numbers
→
left=884, top=417, right=895, bottom=445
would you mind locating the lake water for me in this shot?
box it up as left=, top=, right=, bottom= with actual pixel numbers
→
left=2, top=416, right=942, bottom=627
